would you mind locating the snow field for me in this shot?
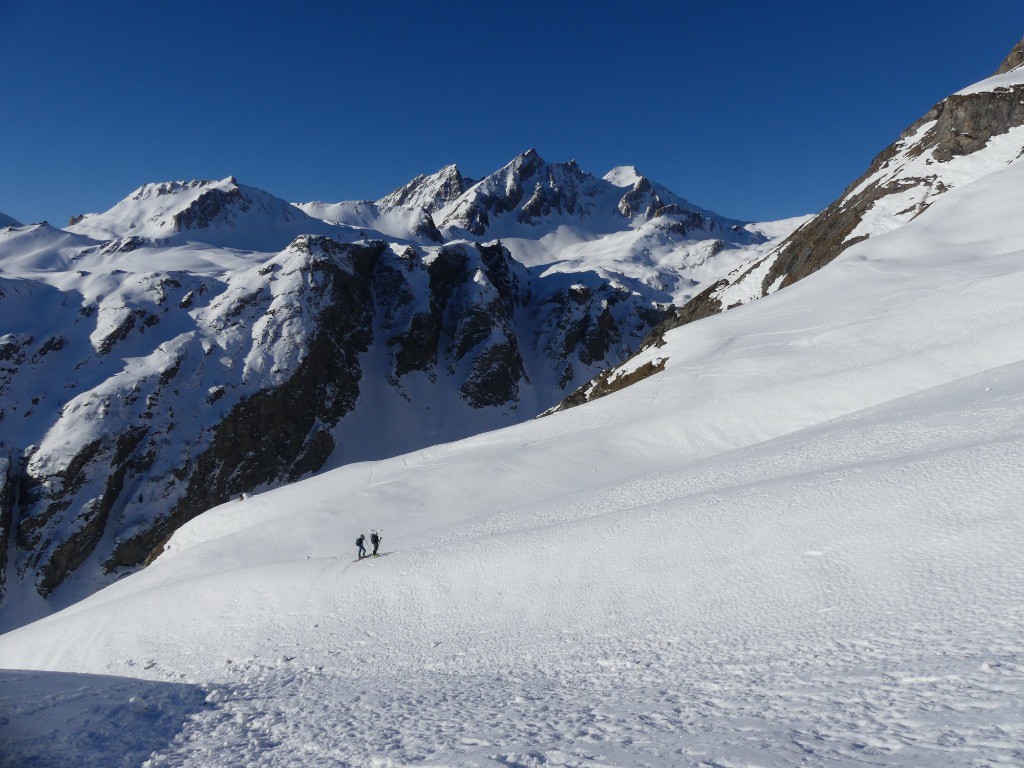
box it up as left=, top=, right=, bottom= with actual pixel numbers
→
left=6, top=362, right=1020, bottom=766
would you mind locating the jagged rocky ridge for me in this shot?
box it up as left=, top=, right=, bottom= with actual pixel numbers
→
left=550, top=36, right=1024, bottom=412
left=0, top=154, right=782, bottom=616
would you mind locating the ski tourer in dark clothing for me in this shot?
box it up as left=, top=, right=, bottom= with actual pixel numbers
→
left=356, top=534, right=367, bottom=559
left=370, top=531, right=381, bottom=556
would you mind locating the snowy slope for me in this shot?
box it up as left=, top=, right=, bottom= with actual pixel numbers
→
left=1, top=129, right=1023, bottom=767
left=646, top=37, right=1024, bottom=330
left=555, top=38, right=1024, bottom=412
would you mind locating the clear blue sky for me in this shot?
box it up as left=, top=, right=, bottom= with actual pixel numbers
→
left=2, top=1, right=1022, bottom=225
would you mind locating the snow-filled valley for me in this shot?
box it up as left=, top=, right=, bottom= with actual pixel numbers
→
left=2, top=121, right=1024, bottom=766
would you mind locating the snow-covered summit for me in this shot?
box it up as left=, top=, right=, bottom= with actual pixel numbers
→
left=435, top=148, right=734, bottom=239
left=294, top=151, right=778, bottom=306
left=0, top=211, right=22, bottom=229
left=375, top=163, right=472, bottom=212
left=602, top=165, right=644, bottom=187
left=67, top=176, right=343, bottom=251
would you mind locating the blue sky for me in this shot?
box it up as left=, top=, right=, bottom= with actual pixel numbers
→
left=2, top=1, right=1022, bottom=225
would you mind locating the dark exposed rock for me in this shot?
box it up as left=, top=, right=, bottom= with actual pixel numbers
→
left=100, top=236, right=152, bottom=255
left=35, top=427, right=149, bottom=595
left=391, top=312, right=441, bottom=379
left=34, top=336, right=66, bottom=359
left=428, top=246, right=472, bottom=315
left=96, top=312, right=137, bottom=355
left=412, top=213, right=444, bottom=243
left=549, top=357, right=667, bottom=414
left=0, top=455, right=15, bottom=601
left=519, top=161, right=589, bottom=223
left=172, top=185, right=243, bottom=231
left=460, top=342, right=525, bottom=408
left=478, top=242, right=524, bottom=314
left=921, top=88, right=1024, bottom=163
left=451, top=200, right=491, bottom=236
left=763, top=81, right=1024, bottom=292
left=995, top=37, right=1024, bottom=75
left=0, top=335, right=32, bottom=363
left=106, top=240, right=383, bottom=572
left=441, top=150, right=549, bottom=234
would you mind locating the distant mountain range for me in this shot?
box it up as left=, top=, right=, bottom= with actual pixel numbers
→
left=0, top=151, right=792, bottom=617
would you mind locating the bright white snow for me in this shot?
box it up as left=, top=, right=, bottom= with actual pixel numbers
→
left=1, top=141, right=1023, bottom=765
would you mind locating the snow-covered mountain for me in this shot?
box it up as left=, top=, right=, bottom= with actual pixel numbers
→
left=0, top=157, right=790, bottom=622
left=300, top=149, right=781, bottom=308
left=1, top=41, right=1023, bottom=766
left=556, top=38, right=1024, bottom=410
left=66, top=177, right=349, bottom=252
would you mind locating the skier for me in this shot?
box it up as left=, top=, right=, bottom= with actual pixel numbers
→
left=356, top=533, right=367, bottom=559
left=370, top=530, right=381, bottom=557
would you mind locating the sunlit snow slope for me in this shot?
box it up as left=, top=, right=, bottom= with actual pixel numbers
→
left=1, top=155, right=796, bottom=615
left=1, top=131, right=1022, bottom=766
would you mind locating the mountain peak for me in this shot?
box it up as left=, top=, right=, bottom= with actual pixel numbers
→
left=604, top=166, right=644, bottom=188
left=377, top=164, right=470, bottom=212
left=509, top=148, right=545, bottom=171
left=996, top=37, right=1024, bottom=75
left=66, top=177, right=337, bottom=250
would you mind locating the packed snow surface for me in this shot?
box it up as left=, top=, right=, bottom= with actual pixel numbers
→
left=2, top=162, right=1024, bottom=765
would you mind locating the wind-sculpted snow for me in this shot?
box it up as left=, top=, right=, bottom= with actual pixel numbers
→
left=1, top=152, right=1022, bottom=763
